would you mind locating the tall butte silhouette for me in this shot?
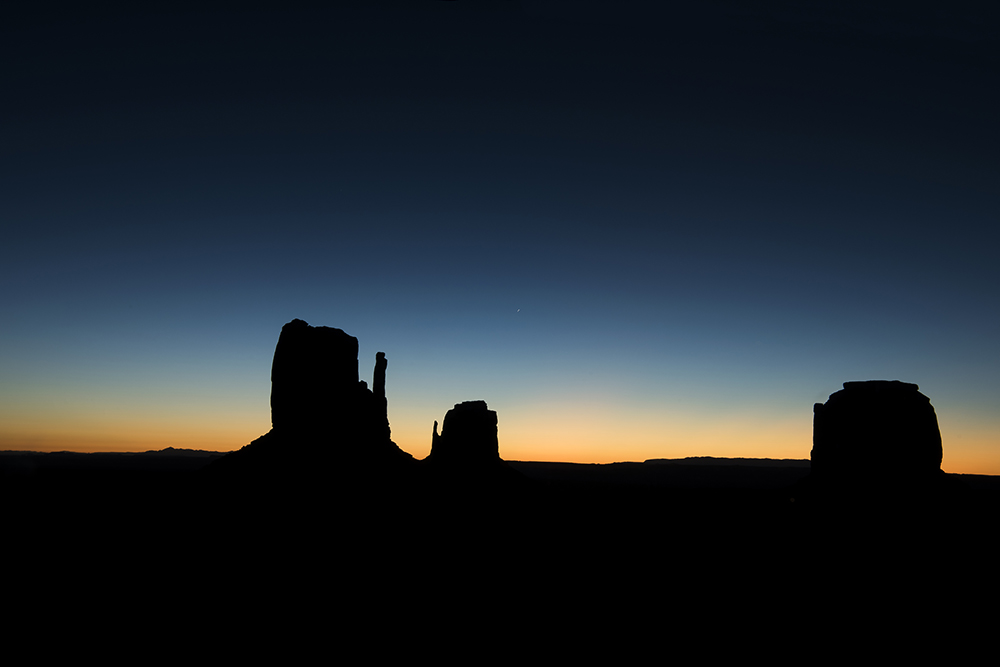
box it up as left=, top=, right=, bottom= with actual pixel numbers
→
left=209, top=319, right=414, bottom=478
left=807, top=380, right=950, bottom=496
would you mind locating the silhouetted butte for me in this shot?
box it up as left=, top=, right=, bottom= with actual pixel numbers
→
left=424, top=400, right=521, bottom=483
left=209, top=319, right=412, bottom=478
left=427, top=400, right=498, bottom=462
left=810, top=380, right=945, bottom=489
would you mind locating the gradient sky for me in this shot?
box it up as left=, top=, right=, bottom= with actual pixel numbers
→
left=2, top=2, right=998, bottom=473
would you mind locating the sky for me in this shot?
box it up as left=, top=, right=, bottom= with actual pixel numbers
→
left=2, top=1, right=999, bottom=473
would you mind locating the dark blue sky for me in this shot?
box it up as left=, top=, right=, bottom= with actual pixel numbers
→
left=2, top=2, right=998, bottom=470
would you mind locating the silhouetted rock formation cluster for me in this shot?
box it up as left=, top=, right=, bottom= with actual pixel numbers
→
left=210, top=321, right=973, bottom=511
left=210, top=319, right=524, bottom=488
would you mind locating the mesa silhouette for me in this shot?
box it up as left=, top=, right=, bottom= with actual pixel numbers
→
left=794, top=379, right=972, bottom=510
left=812, top=380, right=943, bottom=483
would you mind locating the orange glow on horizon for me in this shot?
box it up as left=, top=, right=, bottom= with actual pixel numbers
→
left=1, top=404, right=997, bottom=475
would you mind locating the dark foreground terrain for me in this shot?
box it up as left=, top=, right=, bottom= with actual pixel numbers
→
left=3, top=448, right=996, bottom=655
